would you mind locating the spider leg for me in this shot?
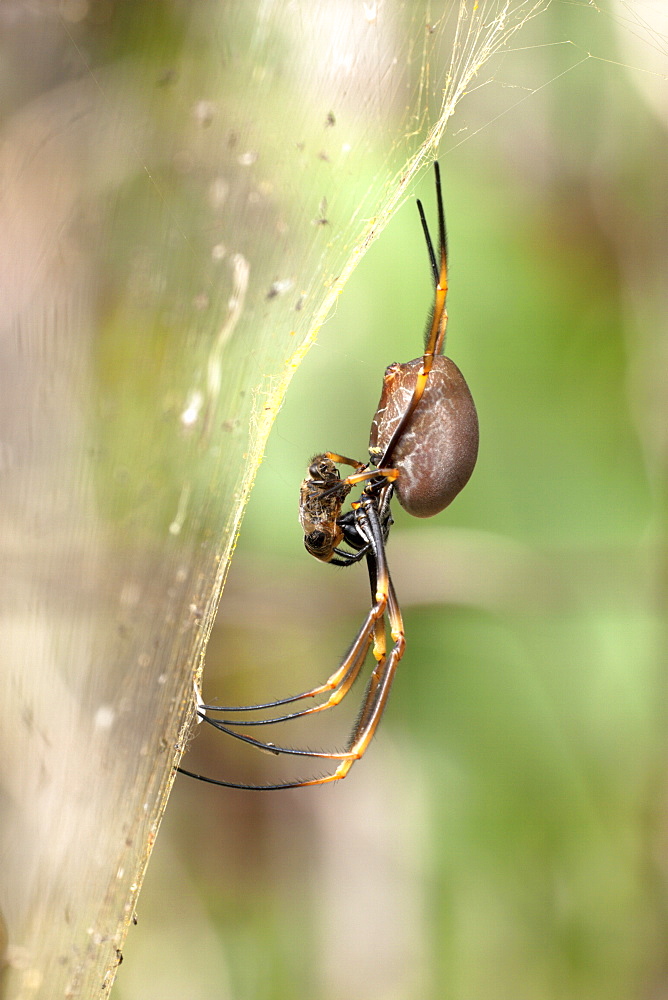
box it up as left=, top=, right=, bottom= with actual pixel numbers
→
left=194, top=712, right=361, bottom=760
left=321, top=451, right=366, bottom=471
left=177, top=634, right=371, bottom=785
left=197, top=589, right=376, bottom=719
left=199, top=485, right=392, bottom=728
left=198, top=485, right=393, bottom=716
left=176, top=604, right=386, bottom=789
left=201, top=606, right=375, bottom=727
left=417, top=198, right=439, bottom=286
left=177, top=494, right=402, bottom=790
left=376, top=161, right=449, bottom=468
left=282, top=496, right=406, bottom=787
left=331, top=464, right=399, bottom=493
left=328, top=547, right=367, bottom=567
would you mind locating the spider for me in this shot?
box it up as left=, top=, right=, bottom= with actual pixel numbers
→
left=178, top=162, right=478, bottom=790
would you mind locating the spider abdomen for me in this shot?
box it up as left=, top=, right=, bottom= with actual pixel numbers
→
left=369, top=355, right=478, bottom=517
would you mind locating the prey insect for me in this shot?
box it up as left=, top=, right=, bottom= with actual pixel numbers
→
left=179, top=162, right=479, bottom=790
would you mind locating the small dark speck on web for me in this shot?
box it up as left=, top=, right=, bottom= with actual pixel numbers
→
left=313, top=197, right=329, bottom=226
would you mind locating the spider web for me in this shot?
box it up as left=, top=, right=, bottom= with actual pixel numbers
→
left=0, top=1, right=665, bottom=996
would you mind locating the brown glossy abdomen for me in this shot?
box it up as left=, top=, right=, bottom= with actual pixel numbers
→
left=369, top=356, right=478, bottom=517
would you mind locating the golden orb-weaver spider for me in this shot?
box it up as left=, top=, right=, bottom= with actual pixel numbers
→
left=179, top=162, right=478, bottom=789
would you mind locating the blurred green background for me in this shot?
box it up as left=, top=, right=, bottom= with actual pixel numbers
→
left=115, top=5, right=667, bottom=1000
